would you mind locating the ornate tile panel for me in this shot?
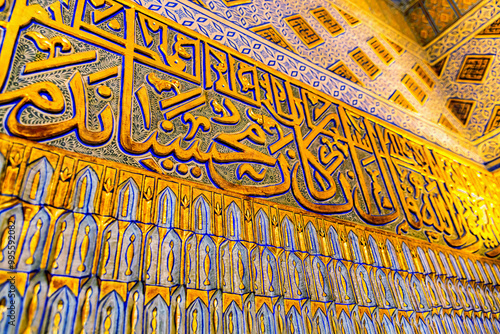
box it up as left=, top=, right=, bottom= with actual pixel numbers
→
left=3, top=133, right=500, bottom=334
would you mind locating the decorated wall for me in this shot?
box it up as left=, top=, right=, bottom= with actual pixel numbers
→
left=2, top=0, right=500, bottom=332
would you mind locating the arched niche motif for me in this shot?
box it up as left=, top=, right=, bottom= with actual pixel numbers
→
left=409, top=275, right=429, bottom=311
left=385, top=240, right=400, bottom=270
left=348, top=231, right=363, bottom=263
left=114, top=178, right=139, bottom=221
left=305, top=221, right=320, bottom=254
left=328, top=226, right=341, bottom=259
left=281, top=216, right=296, bottom=251
left=197, top=235, right=217, bottom=290
left=417, top=318, right=431, bottom=334
left=436, top=277, right=452, bottom=308
left=308, top=256, right=332, bottom=301
left=401, top=242, right=415, bottom=272
left=458, top=256, right=472, bottom=281
left=47, top=212, right=75, bottom=275
left=398, top=316, right=414, bottom=334
left=449, top=254, right=462, bottom=279
left=186, top=298, right=209, bottom=334
left=484, top=262, right=497, bottom=285
left=424, top=276, right=441, bottom=308
left=21, top=157, right=53, bottom=205
left=168, top=286, right=186, bottom=333
left=338, top=310, right=355, bottom=334
left=193, top=194, right=211, bottom=234
left=438, top=252, right=453, bottom=276
left=0, top=280, right=21, bottom=333
left=256, top=302, right=275, bottom=334
left=125, top=283, right=144, bottom=334
left=19, top=273, right=49, bottom=333
left=287, top=252, right=307, bottom=299
left=224, top=301, right=244, bottom=334
left=391, top=272, right=412, bottom=310
left=185, top=233, right=197, bottom=289
left=260, top=247, right=279, bottom=297
left=359, top=313, right=377, bottom=334
left=70, top=166, right=99, bottom=213
left=96, top=291, right=125, bottom=334
left=143, top=227, right=160, bottom=284
left=159, top=229, right=182, bottom=287
left=286, top=306, right=305, bottom=334
left=0, top=204, right=23, bottom=270
left=144, top=295, right=169, bottom=334
left=75, top=277, right=99, bottom=334
left=226, top=201, right=241, bottom=240
left=332, top=261, right=355, bottom=304
left=312, top=308, right=330, bottom=333
left=427, top=249, right=442, bottom=275
left=231, top=242, right=250, bottom=294
left=374, top=268, right=396, bottom=308
left=351, top=264, right=376, bottom=306
left=446, top=279, right=464, bottom=309
left=368, top=235, right=382, bottom=267
left=98, top=220, right=120, bottom=280
left=254, top=209, right=270, bottom=245
left=117, top=222, right=142, bottom=282
left=70, top=215, right=97, bottom=277
left=18, top=208, right=51, bottom=272
left=417, top=247, right=431, bottom=274
left=156, top=186, right=176, bottom=228
left=467, top=259, right=481, bottom=282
